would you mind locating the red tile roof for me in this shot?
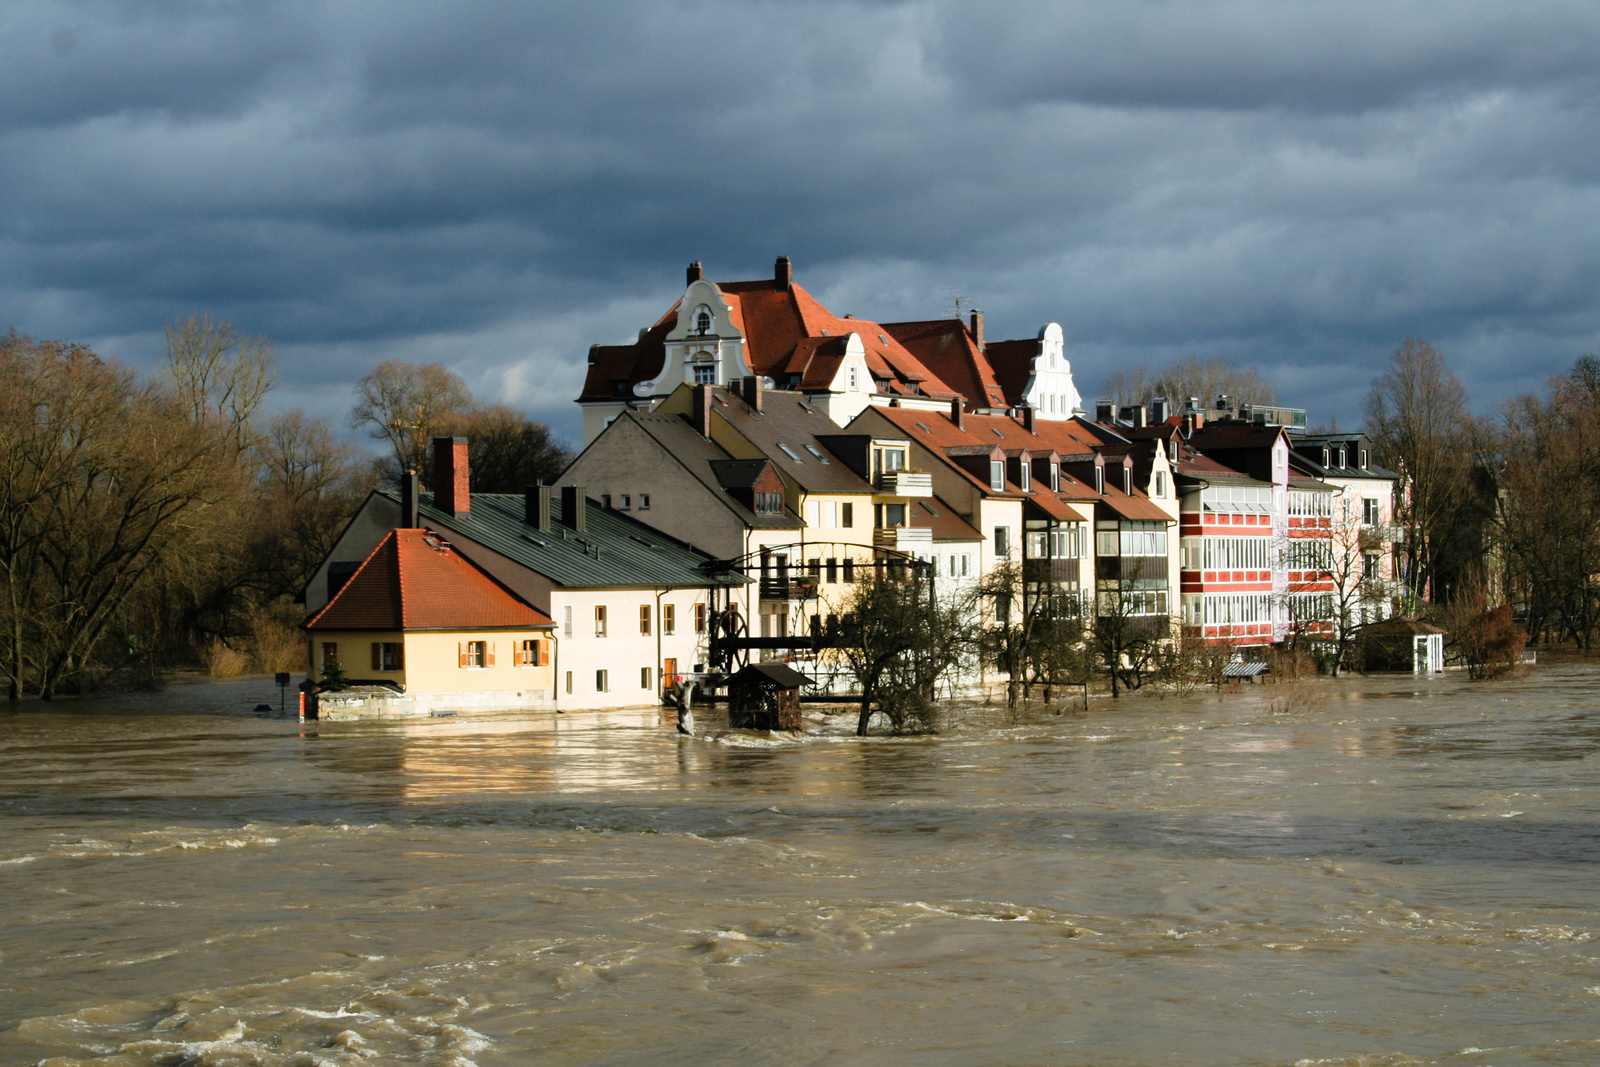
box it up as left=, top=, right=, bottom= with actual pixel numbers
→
left=306, top=529, right=553, bottom=632
left=978, top=337, right=1039, bottom=409
left=579, top=278, right=964, bottom=403
left=881, top=319, right=1009, bottom=409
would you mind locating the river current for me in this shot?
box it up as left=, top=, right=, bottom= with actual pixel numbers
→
left=2, top=667, right=1599, bottom=1066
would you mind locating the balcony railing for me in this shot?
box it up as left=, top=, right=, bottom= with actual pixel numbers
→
left=873, top=526, right=933, bottom=552
left=1364, top=524, right=1406, bottom=544
left=759, top=577, right=817, bottom=601
left=876, top=470, right=933, bottom=497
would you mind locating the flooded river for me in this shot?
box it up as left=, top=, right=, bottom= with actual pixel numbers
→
left=3, top=667, right=1600, bottom=1066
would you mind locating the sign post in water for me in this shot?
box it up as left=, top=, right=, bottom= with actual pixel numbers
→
left=275, top=672, right=291, bottom=717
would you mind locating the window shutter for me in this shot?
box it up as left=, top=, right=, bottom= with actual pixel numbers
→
left=371, top=643, right=381, bottom=670
left=396, top=643, right=404, bottom=670
left=485, top=643, right=495, bottom=667
left=458, top=642, right=468, bottom=668
left=537, top=640, right=547, bottom=667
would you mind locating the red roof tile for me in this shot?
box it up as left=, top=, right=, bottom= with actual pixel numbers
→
left=881, top=319, right=1009, bottom=410
left=306, top=529, right=553, bottom=632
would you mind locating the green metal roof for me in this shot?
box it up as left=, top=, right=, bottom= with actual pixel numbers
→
left=380, top=489, right=745, bottom=590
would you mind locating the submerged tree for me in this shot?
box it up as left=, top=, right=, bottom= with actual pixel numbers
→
left=834, top=563, right=974, bottom=735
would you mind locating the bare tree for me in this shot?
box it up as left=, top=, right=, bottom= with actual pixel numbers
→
left=1493, top=355, right=1600, bottom=647
left=164, top=314, right=276, bottom=453
left=1364, top=338, right=1475, bottom=605
left=438, top=404, right=573, bottom=492
left=975, top=562, right=1087, bottom=707
left=1103, top=356, right=1279, bottom=410
left=1281, top=497, right=1392, bottom=673
left=350, top=361, right=472, bottom=478
left=835, top=565, right=974, bottom=735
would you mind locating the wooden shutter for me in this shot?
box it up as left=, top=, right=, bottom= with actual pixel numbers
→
left=371, top=643, right=382, bottom=670
left=395, top=643, right=404, bottom=670
left=536, top=639, right=547, bottom=667
left=485, top=642, right=495, bottom=667
left=458, top=642, right=468, bottom=668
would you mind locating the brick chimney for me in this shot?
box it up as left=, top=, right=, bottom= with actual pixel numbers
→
left=432, top=436, right=469, bottom=516
left=774, top=255, right=792, bottom=290
left=400, top=469, right=419, bottom=528
left=1020, top=405, right=1036, bottom=433
left=559, top=486, right=586, bottom=533
left=969, top=309, right=984, bottom=349
left=687, top=260, right=703, bottom=285
left=526, top=483, right=553, bottom=532
left=949, top=397, right=965, bottom=431
left=691, top=383, right=714, bottom=438
left=1182, top=411, right=1205, bottom=437
left=742, top=374, right=763, bottom=413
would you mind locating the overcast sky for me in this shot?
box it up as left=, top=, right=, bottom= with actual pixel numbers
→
left=3, top=1, right=1598, bottom=446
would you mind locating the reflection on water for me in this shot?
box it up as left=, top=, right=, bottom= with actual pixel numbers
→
left=3, top=668, right=1600, bottom=1065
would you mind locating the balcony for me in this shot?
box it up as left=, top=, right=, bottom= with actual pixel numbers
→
left=874, top=526, right=933, bottom=553
left=1364, top=524, right=1406, bottom=544
left=759, top=577, right=817, bottom=601
left=875, top=470, right=933, bottom=497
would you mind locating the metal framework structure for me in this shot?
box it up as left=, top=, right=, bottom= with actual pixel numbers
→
left=700, top=540, right=935, bottom=673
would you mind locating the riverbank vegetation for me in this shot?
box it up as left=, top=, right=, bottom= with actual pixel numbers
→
left=0, top=323, right=569, bottom=699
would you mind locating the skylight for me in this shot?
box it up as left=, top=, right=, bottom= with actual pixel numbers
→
left=916, top=422, right=930, bottom=433
left=804, top=444, right=829, bottom=463
left=993, top=428, right=1005, bottom=438
left=879, top=335, right=888, bottom=344
left=777, top=443, right=802, bottom=461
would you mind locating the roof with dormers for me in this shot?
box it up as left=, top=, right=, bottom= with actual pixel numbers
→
left=306, top=528, right=554, bottom=632
left=578, top=274, right=965, bottom=404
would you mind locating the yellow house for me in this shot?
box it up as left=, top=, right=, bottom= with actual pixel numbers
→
left=304, top=528, right=556, bottom=717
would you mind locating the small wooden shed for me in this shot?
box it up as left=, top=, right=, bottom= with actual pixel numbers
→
left=1360, top=618, right=1446, bottom=673
left=726, top=662, right=810, bottom=731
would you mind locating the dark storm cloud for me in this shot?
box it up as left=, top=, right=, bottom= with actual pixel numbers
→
left=1, top=0, right=1598, bottom=441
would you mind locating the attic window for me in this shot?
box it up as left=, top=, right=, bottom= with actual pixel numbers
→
left=879, top=335, right=888, bottom=344
left=796, top=399, right=813, bottom=412
left=755, top=492, right=784, bottom=515
left=992, top=428, right=1005, bottom=438
left=694, top=306, right=713, bottom=335
left=820, top=329, right=830, bottom=336
left=778, top=443, right=802, bottom=461
left=916, top=422, right=930, bottom=433
left=919, top=501, right=940, bottom=516
left=804, top=444, right=829, bottom=462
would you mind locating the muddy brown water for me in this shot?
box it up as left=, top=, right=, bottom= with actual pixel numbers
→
left=2, top=668, right=1599, bottom=1066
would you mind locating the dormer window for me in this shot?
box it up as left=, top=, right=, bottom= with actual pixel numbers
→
left=1360, top=448, right=1369, bottom=470
left=1050, top=464, right=1060, bottom=492
left=1336, top=447, right=1347, bottom=469
left=1094, top=467, right=1104, bottom=495
left=1019, top=464, right=1031, bottom=491
left=755, top=492, right=783, bottom=515
left=1322, top=447, right=1330, bottom=467
left=694, top=306, right=713, bottom=335
left=990, top=461, right=1004, bottom=491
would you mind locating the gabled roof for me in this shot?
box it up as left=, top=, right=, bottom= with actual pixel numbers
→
left=375, top=489, right=743, bottom=590
left=706, top=387, right=880, bottom=495
left=579, top=276, right=964, bottom=403
left=306, top=529, right=553, bottom=632
left=620, top=410, right=801, bottom=530
left=880, top=319, right=1009, bottom=409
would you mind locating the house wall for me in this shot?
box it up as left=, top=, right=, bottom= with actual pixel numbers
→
left=550, top=587, right=713, bottom=712
left=307, top=628, right=556, bottom=714
left=561, top=415, right=751, bottom=561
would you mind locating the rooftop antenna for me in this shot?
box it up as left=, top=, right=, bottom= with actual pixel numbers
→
left=940, top=288, right=973, bottom=321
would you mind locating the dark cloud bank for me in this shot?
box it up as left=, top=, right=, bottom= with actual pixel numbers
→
left=3, top=0, right=1598, bottom=442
